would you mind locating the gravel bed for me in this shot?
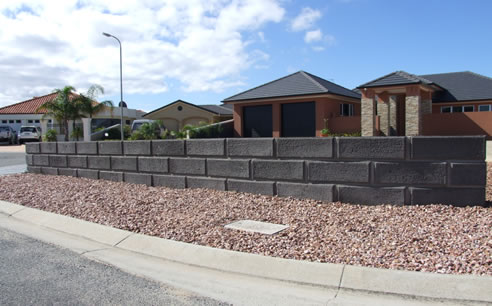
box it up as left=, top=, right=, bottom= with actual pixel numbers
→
left=0, top=167, right=491, bottom=276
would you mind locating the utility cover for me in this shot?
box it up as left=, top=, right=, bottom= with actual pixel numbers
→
left=225, top=220, right=288, bottom=235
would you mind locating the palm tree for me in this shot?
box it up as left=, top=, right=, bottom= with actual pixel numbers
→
left=37, top=86, right=80, bottom=141
left=77, top=85, right=114, bottom=119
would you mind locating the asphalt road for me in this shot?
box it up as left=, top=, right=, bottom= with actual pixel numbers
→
left=0, top=228, right=227, bottom=306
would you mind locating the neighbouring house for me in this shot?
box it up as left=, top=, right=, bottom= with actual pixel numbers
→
left=357, top=71, right=492, bottom=137
left=222, top=71, right=361, bottom=137
left=143, top=99, right=233, bottom=131
left=0, top=92, right=145, bottom=141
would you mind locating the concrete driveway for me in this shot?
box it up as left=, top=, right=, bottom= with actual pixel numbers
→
left=0, top=144, right=27, bottom=175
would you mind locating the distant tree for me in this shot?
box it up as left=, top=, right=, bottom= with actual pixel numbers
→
left=77, top=85, right=113, bottom=119
left=37, top=86, right=80, bottom=141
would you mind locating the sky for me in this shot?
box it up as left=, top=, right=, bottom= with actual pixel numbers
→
left=1, top=0, right=492, bottom=112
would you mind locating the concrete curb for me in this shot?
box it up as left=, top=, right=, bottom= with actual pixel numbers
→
left=0, top=200, right=490, bottom=304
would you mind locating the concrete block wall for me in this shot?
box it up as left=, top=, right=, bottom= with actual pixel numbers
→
left=25, top=136, right=486, bottom=206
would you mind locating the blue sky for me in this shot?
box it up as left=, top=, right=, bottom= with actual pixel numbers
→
left=1, top=1, right=491, bottom=112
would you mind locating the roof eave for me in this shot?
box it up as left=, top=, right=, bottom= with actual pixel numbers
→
left=222, top=92, right=361, bottom=103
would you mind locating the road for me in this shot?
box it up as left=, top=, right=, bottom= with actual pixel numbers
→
left=0, top=227, right=226, bottom=306
left=0, top=144, right=27, bottom=175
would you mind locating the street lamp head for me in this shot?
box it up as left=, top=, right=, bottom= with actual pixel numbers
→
left=102, top=32, right=111, bottom=37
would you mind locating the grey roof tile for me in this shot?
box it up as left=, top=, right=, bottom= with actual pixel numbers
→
left=223, top=71, right=360, bottom=102
left=419, top=71, right=492, bottom=102
left=358, top=71, right=434, bottom=88
left=199, top=104, right=233, bottom=115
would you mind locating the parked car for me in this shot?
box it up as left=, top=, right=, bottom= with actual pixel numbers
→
left=131, top=119, right=157, bottom=132
left=18, top=126, right=42, bottom=144
left=0, top=126, right=16, bottom=144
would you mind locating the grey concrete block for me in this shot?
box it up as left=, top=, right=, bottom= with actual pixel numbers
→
left=49, top=155, right=67, bottom=168
left=187, top=177, right=226, bottom=191
left=76, top=142, right=98, bottom=155
left=337, top=137, right=405, bottom=160
left=57, top=142, right=76, bottom=154
left=277, top=182, right=334, bottom=202
left=67, top=155, right=87, bottom=168
left=410, top=187, right=485, bottom=206
left=125, top=172, right=152, bottom=186
left=87, top=156, right=111, bottom=170
left=277, top=138, right=333, bottom=158
left=449, top=163, right=486, bottom=186
left=100, top=171, right=124, bottom=182
left=374, top=162, right=446, bottom=185
left=207, top=159, right=249, bottom=178
left=153, top=175, right=186, bottom=189
left=227, top=138, right=274, bottom=157
left=411, top=136, right=485, bottom=160
left=227, top=179, right=274, bottom=196
left=25, top=143, right=40, bottom=154
left=33, top=155, right=49, bottom=166
left=58, top=168, right=77, bottom=177
left=169, top=158, right=205, bottom=175
left=40, top=142, right=57, bottom=154
left=111, top=156, right=137, bottom=171
left=308, top=161, right=370, bottom=183
left=338, top=185, right=405, bottom=205
left=186, top=139, right=225, bottom=156
left=98, top=141, right=122, bottom=155
left=252, top=160, right=303, bottom=181
left=124, top=141, right=151, bottom=155
left=152, top=140, right=185, bottom=156
left=138, top=157, right=168, bottom=173
left=26, top=154, right=33, bottom=166
left=27, top=166, right=41, bottom=174
left=77, top=169, right=99, bottom=180
left=41, top=167, right=58, bottom=175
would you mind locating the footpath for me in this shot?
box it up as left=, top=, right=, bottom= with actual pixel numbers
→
left=0, top=200, right=490, bottom=306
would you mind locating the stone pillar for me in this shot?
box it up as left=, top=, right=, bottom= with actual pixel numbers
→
left=377, top=93, right=389, bottom=136
left=405, top=86, right=422, bottom=136
left=361, top=89, right=376, bottom=136
left=82, top=118, right=91, bottom=142
left=389, top=96, right=398, bottom=136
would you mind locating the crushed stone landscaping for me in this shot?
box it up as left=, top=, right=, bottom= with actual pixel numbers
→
left=0, top=165, right=490, bottom=276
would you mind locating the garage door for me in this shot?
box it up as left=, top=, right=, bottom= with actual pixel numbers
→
left=281, top=102, right=315, bottom=137
left=243, top=105, right=272, bottom=137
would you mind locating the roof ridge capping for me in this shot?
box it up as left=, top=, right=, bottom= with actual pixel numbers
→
left=299, top=71, right=329, bottom=93
left=357, top=70, right=433, bottom=88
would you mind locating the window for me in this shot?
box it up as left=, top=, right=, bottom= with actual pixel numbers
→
left=441, top=106, right=451, bottom=113
left=452, top=106, right=463, bottom=113
left=479, top=105, right=491, bottom=112
left=126, top=120, right=131, bottom=124
left=463, top=105, right=474, bottom=112
left=48, top=119, right=52, bottom=123
left=28, top=120, right=33, bottom=123
left=340, top=104, right=354, bottom=116
left=1, top=120, right=6, bottom=123
left=9, top=120, right=14, bottom=123
left=16, top=120, right=21, bottom=123
left=441, top=105, right=475, bottom=113
left=35, top=120, right=40, bottom=123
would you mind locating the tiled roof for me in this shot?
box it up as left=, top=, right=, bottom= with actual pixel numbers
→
left=358, top=71, right=434, bottom=88
left=0, top=92, right=79, bottom=114
left=143, top=99, right=232, bottom=118
left=222, top=71, right=361, bottom=102
left=420, top=71, right=492, bottom=102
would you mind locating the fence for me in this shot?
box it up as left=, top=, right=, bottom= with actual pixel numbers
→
left=25, top=136, right=486, bottom=206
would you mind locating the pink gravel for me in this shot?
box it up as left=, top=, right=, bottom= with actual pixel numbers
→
left=0, top=167, right=491, bottom=276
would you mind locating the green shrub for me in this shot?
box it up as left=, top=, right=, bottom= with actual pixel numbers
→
left=128, top=121, right=162, bottom=140
left=70, top=126, right=83, bottom=141
left=43, top=129, right=57, bottom=142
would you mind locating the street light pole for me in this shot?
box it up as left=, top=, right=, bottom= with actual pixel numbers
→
left=102, top=32, right=124, bottom=140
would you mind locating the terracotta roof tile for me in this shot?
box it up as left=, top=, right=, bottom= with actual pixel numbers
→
left=0, top=92, right=78, bottom=114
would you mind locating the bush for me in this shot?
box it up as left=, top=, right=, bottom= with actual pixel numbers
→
left=43, top=129, right=57, bottom=142
left=128, top=121, right=162, bottom=140
left=70, top=126, right=83, bottom=141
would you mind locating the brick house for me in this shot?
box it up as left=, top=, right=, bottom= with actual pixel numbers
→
left=222, top=71, right=361, bottom=137
left=358, top=71, right=492, bottom=137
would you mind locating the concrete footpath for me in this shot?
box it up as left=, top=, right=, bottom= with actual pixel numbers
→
left=0, top=200, right=490, bottom=306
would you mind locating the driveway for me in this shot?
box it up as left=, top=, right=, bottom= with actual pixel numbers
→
left=0, top=144, right=27, bottom=175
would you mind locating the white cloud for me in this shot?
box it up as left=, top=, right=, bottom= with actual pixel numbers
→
left=304, top=29, right=322, bottom=43
left=291, top=7, right=321, bottom=32
left=0, top=0, right=284, bottom=106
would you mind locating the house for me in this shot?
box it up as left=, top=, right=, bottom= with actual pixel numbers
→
left=222, top=71, right=361, bottom=137
left=358, top=71, right=492, bottom=137
left=0, top=92, right=145, bottom=141
left=143, top=99, right=232, bottom=131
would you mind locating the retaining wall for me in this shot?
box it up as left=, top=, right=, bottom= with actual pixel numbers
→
left=25, top=136, right=486, bottom=206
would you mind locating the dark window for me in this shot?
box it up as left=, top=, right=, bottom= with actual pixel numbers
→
left=463, top=105, right=474, bottom=112
left=8, top=120, right=14, bottom=123
left=452, top=106, right=463, bottom=113
left=126, top=120, right=131, bottom=124
left=28, top=120, right=33, bottom=123
left=479, top=105, right=491, bottom=112
left=441, top=107, right=451, bottom=113
left=1, top=120, right=6, bottom=123
left=340, top=104, right=354, bottom=116
left=35, top=119, right=40, bottom=123
left=177, top=106, right=183, bottom=111
left=16, top=120, right=21, bottom=123
left=281, top=102, right=315, bottom=137
left=243, top=105, right=272, bottom=137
